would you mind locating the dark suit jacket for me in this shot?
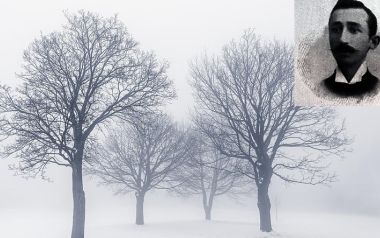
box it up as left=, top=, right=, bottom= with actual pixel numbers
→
left=322, top=70, right=379, bottom=97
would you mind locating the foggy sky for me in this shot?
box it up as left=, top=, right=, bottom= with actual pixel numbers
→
left=0, top=0, right=379, bottom=225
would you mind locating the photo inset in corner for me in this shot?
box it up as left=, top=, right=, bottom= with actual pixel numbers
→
left=295, top=0, right=380, bottom=106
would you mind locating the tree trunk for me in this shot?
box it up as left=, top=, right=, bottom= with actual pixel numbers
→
left=202, top=188, right=213, bottom=221
left=204, top=206, right=212, bottom=220
left=257, top=186, right=272, bottom=232
left=71, top=159, right=86, bottom=238
left=135, top=192, right=145, bottom=225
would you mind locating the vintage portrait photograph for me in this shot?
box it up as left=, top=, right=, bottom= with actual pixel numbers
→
left=1, top=0, right=380, bottom=238
left=295, top=0, right=380, bottom=105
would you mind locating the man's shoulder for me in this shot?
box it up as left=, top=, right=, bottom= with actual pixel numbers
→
left=321, top=70, right=379, bottom=97
left=322, top=71, right=337, bottom=88
left=321, top=71, right=343, bottom=96
left=363, top=70, right=379, bottom=83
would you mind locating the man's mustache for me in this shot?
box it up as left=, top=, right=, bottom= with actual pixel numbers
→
left=331, top=44, right=357, bottom=54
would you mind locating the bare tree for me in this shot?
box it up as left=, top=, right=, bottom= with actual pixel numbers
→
left=85, top=113, right=194, bottom=225
left=0, top=11, right=174, bottom=238
left=173, top=130, right=251, bottom=220
left=191, top=30, right=351, bottom=232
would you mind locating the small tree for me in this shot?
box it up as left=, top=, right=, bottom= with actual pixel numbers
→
left=191, top=30, right=351, bottom=232
left=174, top=131, right=250, bottom=220
left=86, top=113, right=194, bottom=225
left=0, top=11, right=174, bottom=238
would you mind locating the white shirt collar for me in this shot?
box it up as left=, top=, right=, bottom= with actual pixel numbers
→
left=335, top=61, right=368, bottom=84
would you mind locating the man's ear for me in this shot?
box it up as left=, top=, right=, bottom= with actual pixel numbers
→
left=369, top=35, right=380, bottom=49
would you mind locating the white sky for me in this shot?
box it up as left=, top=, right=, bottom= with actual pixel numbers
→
left=1, top=0, right=380, bottom=233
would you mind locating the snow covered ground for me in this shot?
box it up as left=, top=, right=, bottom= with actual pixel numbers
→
left=1, top=208, right=379, bottom=238
left=1, top=162, right=379, bottom=238
left=86, top=214, right=380, bottom=238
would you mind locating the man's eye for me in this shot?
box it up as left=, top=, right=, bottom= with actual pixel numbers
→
left=349, top=28, right=361, bottom=34
left=330, top=27, right=341, bottom=34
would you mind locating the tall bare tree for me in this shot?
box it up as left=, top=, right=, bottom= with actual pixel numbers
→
left=86, top=113, right=194, bottom=225
left=173, top=131, right=251, bottom=220
left=191, top=30, right=351, bottom=232
left=0, top=11, right=174, bottom=238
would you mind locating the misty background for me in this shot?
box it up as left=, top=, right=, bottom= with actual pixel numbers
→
left=0, top=0, right=379, bottom=235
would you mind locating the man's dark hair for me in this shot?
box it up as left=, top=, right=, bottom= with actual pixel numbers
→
left=329, top=0, right=378, bottom=37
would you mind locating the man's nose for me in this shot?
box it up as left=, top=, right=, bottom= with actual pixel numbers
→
left=339, top=28, right=351, bottom=44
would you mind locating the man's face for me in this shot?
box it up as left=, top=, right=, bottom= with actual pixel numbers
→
left=329, top=8, right=372, bottom=67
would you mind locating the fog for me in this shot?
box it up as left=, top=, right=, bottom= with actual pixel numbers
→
left=272, top=107, right=380, bottom=216
left=0, top=0, right=379, bottom=237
